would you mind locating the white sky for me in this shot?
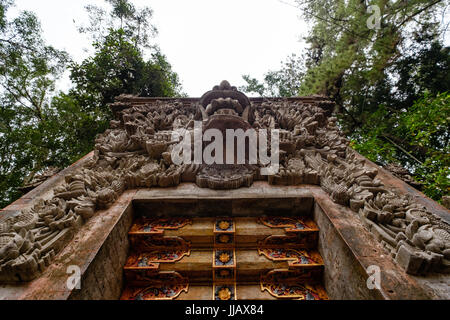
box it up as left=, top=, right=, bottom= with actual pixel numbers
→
left=9, top=0, right=308, bottom=97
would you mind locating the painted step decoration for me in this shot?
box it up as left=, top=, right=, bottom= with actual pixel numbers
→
left=121, top=271, right=189, bottom=300
left=260, top=269, right=328, bottom=300
left=125, top=245, right=191, bottom=269
left=257, top=216, right=319, bottom=249
left=121, top=215, right=328, bottom=300
left=213, top=218, right=237, bottom=300
left=129, top=217, right=192, bottom=235
left=122, top=217, right=192, bottom=297
left=259, top=216, right=318, bottom=233
left=257, top=215, right=327, bottom=300
left=130, top=235, right=191, bottom=252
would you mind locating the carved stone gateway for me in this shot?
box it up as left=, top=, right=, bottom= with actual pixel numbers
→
left=0, top=81, right=449, bottom=293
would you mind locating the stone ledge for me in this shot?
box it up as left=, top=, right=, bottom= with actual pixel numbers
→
left=133, top=182, right=315, bottom=217
left=312, top=188, right=438, bottom=299
left=0, top=190, right=136, bottom=300
left=0, top=151, right=95, bottom=216
left=1, top=171, right=448, bottom=299
left=354, top=152, right=450, bottom=224
left=133, top=182, right=315, bottom=200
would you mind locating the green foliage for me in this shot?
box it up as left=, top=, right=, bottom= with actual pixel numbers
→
left=66, top=0, right=182, bottom=168
left=70, top=29, right=180, bottom=110
left=352, top=92, right=450, bottom=202
left=242, top=0, right=449, bottom=201
left=48, top=93, right=110, bottom=165
left=394, top=41, right=450, bottom=108
left=0, top=0, right=182, bottom=208
left=349, top=106, right=398, bottom=164
left=0, top=2, right=70, bottom=207
left=0, top=0, right=10, bottom=31
left=240, top=54, right=304, bottom=97
left=295, top=0, right=444, bottom=104
left=401, top=92, right=450, bottom=200
left=71, top=0, right=181, bottom=111
left=79, top=0, right=156, bottom=50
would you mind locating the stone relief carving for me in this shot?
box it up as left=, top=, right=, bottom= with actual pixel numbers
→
left=383, top=163, right=422, bottom=190
left=0, top=81, right=449, bottom=282
left=20, top=167, right=61, bottom=193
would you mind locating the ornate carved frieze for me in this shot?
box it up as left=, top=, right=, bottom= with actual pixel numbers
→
left=1, top=81, right=449, bottom=282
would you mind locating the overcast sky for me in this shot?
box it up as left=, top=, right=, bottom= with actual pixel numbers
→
left=9, top=1, right=449, bottom=97
left=9, top=0, right=307, bottom=97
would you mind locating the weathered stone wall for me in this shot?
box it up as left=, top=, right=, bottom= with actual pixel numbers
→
left=133, top=190, right=314, bottom=218
left=314, top=203, right=383, bottom=299
left=1, top=181, right=448, bottom=300
left=0, top=189, right=135, bottom=300
left=312, top=186, right=448, bottom=300
left=68, top=203, right=133, bottom=300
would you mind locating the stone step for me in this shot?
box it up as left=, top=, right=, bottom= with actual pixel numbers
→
left=121, top=281, right=328, bottom=300
left=123, top=248, right=324, bottom=285
left=121, top=215, right=327, bottom=300
left=128, top=217, right=319, bottom=249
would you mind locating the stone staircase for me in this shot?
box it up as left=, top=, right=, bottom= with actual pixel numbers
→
left=120, top=215, right=328, bottom=300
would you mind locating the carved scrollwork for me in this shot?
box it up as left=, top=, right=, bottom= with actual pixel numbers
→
left=1, top=81, right=449, bottom=282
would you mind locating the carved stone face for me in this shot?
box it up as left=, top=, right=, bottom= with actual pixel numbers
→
left=197, top=81, right=255, bottom=166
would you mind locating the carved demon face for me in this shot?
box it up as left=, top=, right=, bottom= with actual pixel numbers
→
left=197, top=80, right=254, bottom=125
left=195, top=81, right=255, bottom=166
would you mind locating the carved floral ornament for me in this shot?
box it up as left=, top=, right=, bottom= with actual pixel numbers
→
left=0, top=81, right=449, bottom=282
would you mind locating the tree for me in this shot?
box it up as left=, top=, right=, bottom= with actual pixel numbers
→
left=0, top=0, right=182, bottom=208
left=0, top=0, right=70, bottom=207
left=70, top=30, right=181, bottom=111
left=64, top=0, right=182, bottom=169
left=240, top=54, right=305, bottom=97
left=0, top=0, right=10, bottom=31
left=78, top=0, right=157, bottom=50
left=241, top=0, right=450, bottom=201
left=70, top=0, right=181, bottom=112
left=295, top=0, right=448, bottom=112
left=351, top=92, right=449, bottom=201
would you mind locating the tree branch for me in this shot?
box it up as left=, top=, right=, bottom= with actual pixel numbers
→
left=395, top=0, right=444, bottom=29
left=0, top=38, right=36, bottom=51
left=381, top=134, right=424, bottom=165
